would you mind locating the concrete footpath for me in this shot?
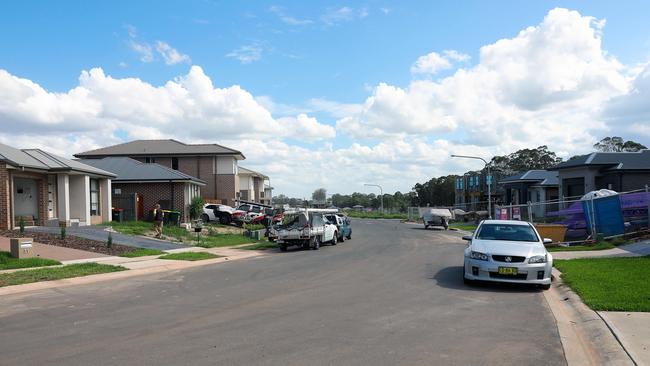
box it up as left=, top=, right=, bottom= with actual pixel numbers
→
left=549, top=241, right=650, bottom=366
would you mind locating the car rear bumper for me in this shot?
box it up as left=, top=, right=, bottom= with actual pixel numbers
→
left=463, top=258, right=552, bottom=285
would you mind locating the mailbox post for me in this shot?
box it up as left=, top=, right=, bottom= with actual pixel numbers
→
left=10, top=238, right=35, bottom=259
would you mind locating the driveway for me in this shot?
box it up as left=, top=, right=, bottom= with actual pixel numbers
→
left=27, top=225, right=185, bottom=251
left=0, top=219, right=565, bottom=365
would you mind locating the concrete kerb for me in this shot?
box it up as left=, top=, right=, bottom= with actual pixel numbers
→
left=0, top=249, right=267, bottom=297
left=543, top=268, right=635, bottom=366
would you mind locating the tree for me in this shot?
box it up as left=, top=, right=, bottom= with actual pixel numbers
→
left=594, top=136, right=647, bottom=152
left=489, top=145, right=563, bottom=175
left=312, top=188, right=327, bottom=202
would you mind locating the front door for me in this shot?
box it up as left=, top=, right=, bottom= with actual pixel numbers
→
left=14, top=178, right=39, bottom=220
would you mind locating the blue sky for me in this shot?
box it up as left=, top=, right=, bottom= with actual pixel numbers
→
left=1, top=1, right=650, bottom=196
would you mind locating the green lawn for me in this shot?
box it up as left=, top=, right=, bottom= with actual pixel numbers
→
left=0, top=251, right=61, bottom=270
left=554, top=256, right=650, bottom=311
left=240, top=242, right=278, bottom=250
left=107, top=221, right=257, bottom=247
left=0, top=263, right=126, bottom=288
left=119, top=248, right=164, bottom=258
left=449, top=223, right=478, bottom=231
left=159, top=252, right=221, bottom=261
left=548, top=238, right=628, bottom=252
left=344, top=211, right=408, bottom=220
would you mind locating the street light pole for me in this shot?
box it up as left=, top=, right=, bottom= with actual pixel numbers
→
left=451, top=154, right=492, bottom=219
left=364, top=183, right=383, bottom=214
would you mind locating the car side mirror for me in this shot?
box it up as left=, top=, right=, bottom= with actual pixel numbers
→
left=462, top=235, right=473, bottom=241
left=543, top=238, right=553, bottom=244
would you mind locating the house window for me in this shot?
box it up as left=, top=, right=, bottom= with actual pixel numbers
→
left=172, top=157, right=179, bottom=170
left=90, top=179, right=100, bottom=216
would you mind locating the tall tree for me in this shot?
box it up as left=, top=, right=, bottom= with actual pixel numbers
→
left=489, top=145, right=563, bottom=175
left=312, top=188, right=327, bottom=202
left=594, top=136, right=647, bottom=152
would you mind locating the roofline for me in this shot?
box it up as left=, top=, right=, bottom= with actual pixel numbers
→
left=75, top=152, right=245, bottom=159
left=2, top=159, right=116, bottom=178
left=113, top=179, right=206, bottom=186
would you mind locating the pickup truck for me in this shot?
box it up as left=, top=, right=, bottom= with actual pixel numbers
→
left=275, top=211, right=338, bottom=251
left=325, top=213, right=352, bottom=241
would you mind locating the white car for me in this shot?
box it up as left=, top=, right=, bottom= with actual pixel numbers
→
left=201, top=204, right=234, bottom=224
left=463, top=220, right=553, bottom=290
left=276, top=211, right=338, bottom=251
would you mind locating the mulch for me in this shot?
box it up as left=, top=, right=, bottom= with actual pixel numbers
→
left=0, top=230, right=136, bottom=256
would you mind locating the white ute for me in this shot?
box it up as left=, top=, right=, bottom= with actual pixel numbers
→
left=276, top=210, right=338, bottom=251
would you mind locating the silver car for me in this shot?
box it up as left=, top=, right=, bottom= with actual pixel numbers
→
left=463, top=220, right=553, bottom=289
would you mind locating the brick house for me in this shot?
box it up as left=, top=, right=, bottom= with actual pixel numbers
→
left=79, top=157, right=205, bottom=222
left=549, top=150, right=650, bottom=198
left=0, top=143, right=115, bottom=229
left=238, top=167, right=273, bottom=205
left=75, top=140, right=244, bottom=206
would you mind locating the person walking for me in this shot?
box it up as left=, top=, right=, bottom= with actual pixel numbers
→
left=153, top=204, right=164, bottom=238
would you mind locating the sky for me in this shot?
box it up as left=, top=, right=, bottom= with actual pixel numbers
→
left=2, top=1, right=650, bottom=198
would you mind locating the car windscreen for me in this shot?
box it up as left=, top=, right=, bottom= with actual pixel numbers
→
left=476, top=223, right=539, bottom=242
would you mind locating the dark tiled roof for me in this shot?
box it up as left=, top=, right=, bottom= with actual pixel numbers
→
left=75, top=139, right=244, bottom=159
left=550, top=150, right=650, bottom=171
left=0, top=143, right=115, bottom=177
left=78, top=157, right=205, bottom=185
left=499, top=170, right=559, bottom=186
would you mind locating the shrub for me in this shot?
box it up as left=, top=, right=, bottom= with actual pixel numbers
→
left=107, top=232, right=113, bottom=249
left=189, top=196, right=205, bottom=220
left=18, top=217, right=25, bottom=236
left=60, top=226, right=66, bottom=240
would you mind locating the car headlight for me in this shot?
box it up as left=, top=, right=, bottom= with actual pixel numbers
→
left=529, top=255, right=547, bottom=264
left=470, top=251, right=488, bottom=261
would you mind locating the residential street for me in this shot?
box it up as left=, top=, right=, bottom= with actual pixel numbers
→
left=0, top=219, right=565, bottom=366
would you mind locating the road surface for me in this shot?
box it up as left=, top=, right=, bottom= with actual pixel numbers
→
left=0, top=219, right=565, bottom=365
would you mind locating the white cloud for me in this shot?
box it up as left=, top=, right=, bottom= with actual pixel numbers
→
left=321, top=7, right=355, bottom=25
left=339, top=8, right=633, bottom=159
left=411, top=52, right=452, bottom=75
left=269, top=5, right=313, bottom=25
left=226, top=45, right=263, bottom=64
left=128, top=39, right=154, bottom=63
left=278, top=113, right=336, bottom=141
left=155, top=41, right=191, bottom=65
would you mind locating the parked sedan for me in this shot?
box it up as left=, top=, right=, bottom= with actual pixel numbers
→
left=463, top=220, right=553, bottom=289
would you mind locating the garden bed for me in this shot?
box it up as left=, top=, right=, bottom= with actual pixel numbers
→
left=0, top=230, right=136, bottom=256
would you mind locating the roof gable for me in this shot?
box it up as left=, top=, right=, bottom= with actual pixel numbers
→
left=78, top=157, right=205, bottom=184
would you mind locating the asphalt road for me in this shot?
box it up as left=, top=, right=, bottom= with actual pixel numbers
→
left=0, top=220, right=566, bottom=366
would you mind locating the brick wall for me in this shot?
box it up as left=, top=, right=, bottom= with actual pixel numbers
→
left=216, top=175, right=237, bottom=206
left=112, top=182, right=190, bottom=221
left=0, top=163, right=10, bottom=229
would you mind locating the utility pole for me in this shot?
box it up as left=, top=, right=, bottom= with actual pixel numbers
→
left=364, top=183, right=384, bottom=213
left=451, top=154, right=492, bottom=219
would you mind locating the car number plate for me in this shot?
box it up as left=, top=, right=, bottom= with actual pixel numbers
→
left=498, top=267, right=518, bottom=275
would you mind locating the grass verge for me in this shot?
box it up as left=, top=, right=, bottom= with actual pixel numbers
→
left=195, top=234, right=257, bottom=248
left=344, top=211, right=408, bottom=220
left=119, top=248, right=164, bottom=258
left=240, top=242, right=278, bottom=250
left=547, top=237, right=628, bottom=252
left=0, top=251, right=61, bottom=270
left=107, top=221, right=256, bottom=247
left=449, top=223, right=478, bottom=231
left=0, top=263, right=126, bottom=288
left=159, top=252, right=221, bottom=261
left=554, top=256, right=650, bottom=311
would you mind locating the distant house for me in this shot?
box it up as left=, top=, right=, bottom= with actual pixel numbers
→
left=75, top=139, right=244, bottom=206
left=549, top=150, right=650, bottom=198
left=79, top=157, right=205, bottom=222
left=0, top=143, right=115, bottom=229
left=454, top=172, right=504, bottom=212
left=499, top=170, right=559, bottom=217
left=238, top=167, right=272, bottom=206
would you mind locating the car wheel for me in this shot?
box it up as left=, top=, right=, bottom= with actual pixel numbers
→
left=463, top=265, right=473, bottom=285
left=201, top=213, right=210, bottom=223
left=424, top=224, right=429, bottom=229
left=339, top=233, right=345, bottom=242
left=279, top=244, right=288, bottom=252
left=302, top=241, right=311, bottom=250
left=218, top=214, right=230, bottom=225
left=311, top=236, right=321, bottom=250
left=540, top=284, right=551, bottom=290
left=268, top=237, right=275, bottom=242
left=331, top=233, right=338, bottom=245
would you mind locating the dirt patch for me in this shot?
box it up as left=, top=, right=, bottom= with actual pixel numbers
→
left=0, top=230, right=136, bottom=256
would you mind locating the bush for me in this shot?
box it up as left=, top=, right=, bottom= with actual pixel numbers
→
left=107, top=232, right=113, bottom=249
left=245, top=224, right=265, bottom=231
left=60, top=226, right=66, bottom=240
left=189, top=196, right=205, bottom=220
left=19, top=217, right=25, bottom=236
